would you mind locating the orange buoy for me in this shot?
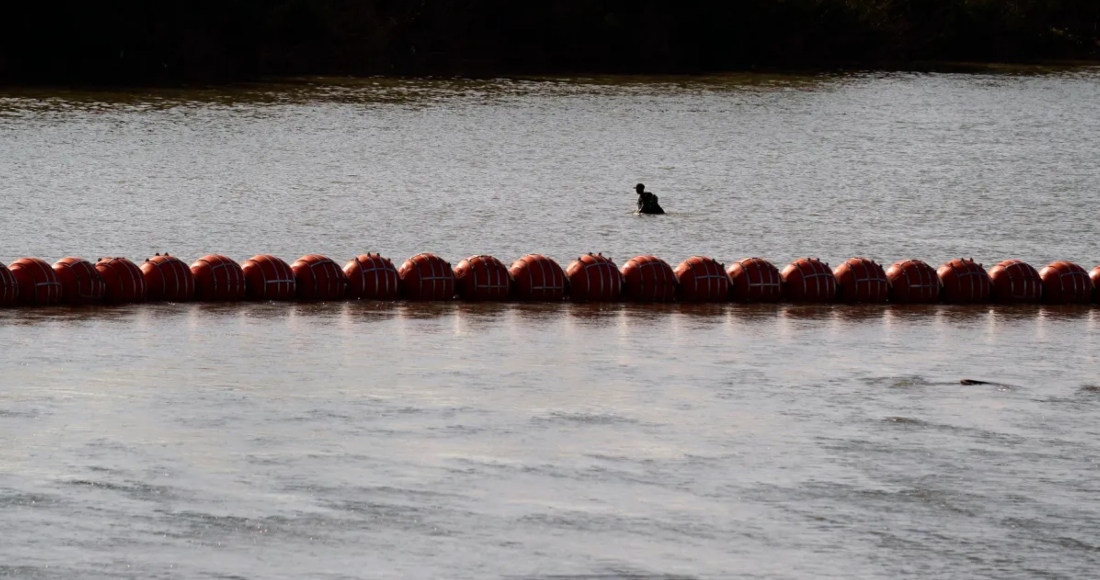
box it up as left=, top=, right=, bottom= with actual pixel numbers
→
left=8, top=258, right=62, bottom=306
left=727, top=257, right=781, bottom=302
left=95, top=257, right=146, bottom=304
left=398, top=253, right=455, bottom=300
left=343, top=253, right=400, bottom=300
left=292, top=254, right=346, bottom=301
left=190, top=254, right=246, bottom=301
left=937, top=259, right=991, bottom=304
left=566, top=253, right=622, bottom=302
left=1039, top=261, right=1091, bottom=304
left=52, top=257, right=106, bottom=305
left=674, top=256, right=729, bottom=303
left=833, top=258, right=887, bottom=303
left=781, top=258, right=836, bottom=303
left=454, top=255, right=512, bottom=301
left=987, top=259, right=1041, bottom=304
left=886, top=259, right=940, bottom=304
left=0, top=262, right=21, bottom=306
left=241, top=255, right=295, bottom=301
left=1092, top=266, right=1100, bottom=304
left=509, top=254, right=566, bottom=301
left=141, top=254, right=195, bottom=302
left=620, top=255, right=676, bottom=302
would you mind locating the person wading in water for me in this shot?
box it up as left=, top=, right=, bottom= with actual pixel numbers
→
left=635, top=183, right=665, bottom=215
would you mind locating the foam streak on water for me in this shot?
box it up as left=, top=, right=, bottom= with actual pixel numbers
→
left=1, top=71, right=1099, bottom=578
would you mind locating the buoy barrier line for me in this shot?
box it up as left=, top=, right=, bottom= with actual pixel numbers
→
left=0, top=263, right=18, bottom=306
left=509, top=254, right=566, bottom=301
left=532, top=257, right=561, bottom=294
left=937, top=259, right=991, bottom=304
left=344, top=254, right=400, bottom=300
left=96, top=257, right=146, bottom=304
left=142, top=255, right=195, bottom=302
left=728, top=258, right=782, bottom=303
left=1040, top=261, right=1092, bottom=305
left=10, top=257, right=63, bottom=306
left=455, top=255, right=512, bottom=301
left=399, top=253, right=455, bottom=301
left=886, top=259, right=940, bottom=304
left=191, top=255, right=246, bottom=301
left=782, top=258, right=836, bottom=303
left=834, top=258, right=888, bottom=303
left=1092, top=266, right=1100, bottom=303
left=243, top=255, right=295, bottom=301
left=0, top=254, right=1097, bottom=306
left=292, top=254, right=346, bottom=301
left=53, top=257, right=106, bottom=305
left=621, top=255, right=676, bottom=302
left=989, top=259, right=1041, bottom=304
left=567, top=254, right=622, bottom=302
left=675, top=256, right=728, bottom=303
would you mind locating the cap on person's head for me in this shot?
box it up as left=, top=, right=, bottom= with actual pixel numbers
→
left=635, top=183, right=645, bottom=192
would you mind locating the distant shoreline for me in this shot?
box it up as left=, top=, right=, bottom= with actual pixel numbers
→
left=2, top=59, right=1099, bottom=91
left=3, top=0, right=1097, bottom=87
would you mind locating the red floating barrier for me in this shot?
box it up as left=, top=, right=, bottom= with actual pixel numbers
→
left=674, top=256, right=729, bottom=303
left=52, top=257, right=106, bottom=305
left=9, top=258, right=62, bottom=306
left=988, top=259, right=1041, bottom=304
left=727, top=257, right=781, bottom=302
left=1092, top=266, right=1100, bottom=304
left=190, top=254, right=246, bottom=301
left=833, top=257, right=888, bottom=303
left=292, top=254, right=346, bottom=301
left=343, top=253, right=400, bottom=300
left=241, top=255, right=295, bottom=301
left=398, top=253, right=455, bottom=301
left=886, top=259, right=940, bottom=304
left=1039, top=261, right=1091, bottom=304
left=0, top=262, right=18, bottom=306
left=509, top=254, right=566, bottom=301
left=781, top=258, right=836, bottom=303
left=95, top=257, right=146, bottom=304
left=454, top=255, right=512, bottom=301
left=141, top=254, right=195, bottom=302
left=937, top=259, right=991, bottom=304
left=620, top=255, right=676, bottom=302
left=566, top=253, right=622, bottom=302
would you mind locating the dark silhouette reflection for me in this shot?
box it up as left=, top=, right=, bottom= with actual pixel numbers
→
left=0, top=304, right=142, bottom=326
left=511, top=302, right=566, bottom=324
left=832, top=304, right=889, bottom=323
left=618, top=302, right=680, bottom=322
left=394, top=301, right=457, bottom=320
left=933, top=304, right=994, bottom=323
left=671, top=303, right=729, bottom=321
left=453, top=301, right=511, bottom=328
left=987, top=304, right=1053, bottom=323
left=777, top=304, right=836, bottom=321
left=728, top=303, right=784, bottom=322
left=0, top=302, right=1092, bottom=329
left=345, top=299, right=402, bottom=322
left=285, top=301, right=353, bottom=323
left=881, top=304, right=941, bottom=323
left=1036, top=305, right=1095, bottom=321
left=565, top=302, right=624, bottom=325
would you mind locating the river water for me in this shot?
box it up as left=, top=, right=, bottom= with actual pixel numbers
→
left=1, top=70, right=1099, bottom=579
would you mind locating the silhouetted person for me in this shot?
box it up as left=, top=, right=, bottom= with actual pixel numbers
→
left=635, top=183, right=665, bottom=214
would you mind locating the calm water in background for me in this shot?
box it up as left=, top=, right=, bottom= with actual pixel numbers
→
left=1, top=70, right=1099, bottom=579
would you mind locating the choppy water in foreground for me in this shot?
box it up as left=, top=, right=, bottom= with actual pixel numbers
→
left=1, top=70, right=1099, bottom=578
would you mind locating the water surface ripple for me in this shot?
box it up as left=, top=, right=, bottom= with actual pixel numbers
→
left=1, top=71, right=1099, bottom=579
